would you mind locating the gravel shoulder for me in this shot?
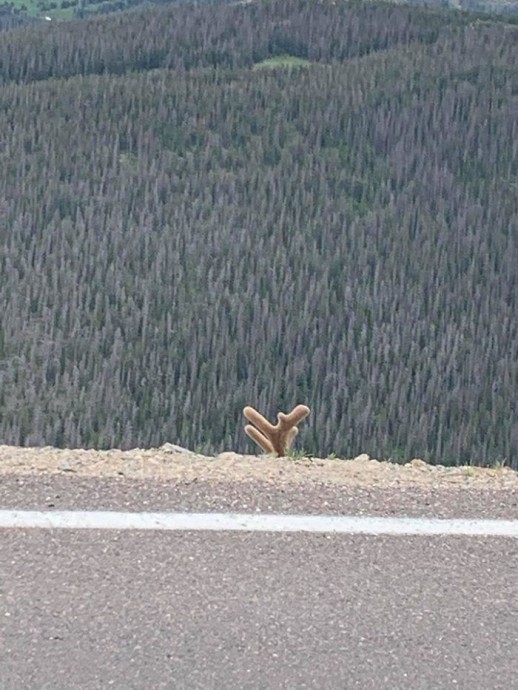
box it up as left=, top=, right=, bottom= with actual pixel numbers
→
left=0, top=444, right=516, bottom=491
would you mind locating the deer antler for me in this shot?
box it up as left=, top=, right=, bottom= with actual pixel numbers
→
left=243, top=404, right=310, bottom=457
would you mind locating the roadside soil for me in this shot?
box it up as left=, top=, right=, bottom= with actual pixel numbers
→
left=0, top=444, right=516, bottom=490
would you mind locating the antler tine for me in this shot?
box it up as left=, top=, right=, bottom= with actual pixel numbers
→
left=243, top=406, right=276, bottom=435
left=278, top=405, right=310, bottom=427
left=285, top=426, right=299, bottom=447
left=244, top=425, right=274, bottom=454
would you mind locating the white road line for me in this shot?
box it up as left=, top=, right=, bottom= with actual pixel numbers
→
left=0, top=510, right=517, bottom=536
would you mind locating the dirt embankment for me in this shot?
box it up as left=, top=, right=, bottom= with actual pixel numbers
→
left=0, top=444, right=516, bottom=490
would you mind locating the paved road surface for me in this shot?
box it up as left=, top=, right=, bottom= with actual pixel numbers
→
left=1, top=476, right=517, bottom=689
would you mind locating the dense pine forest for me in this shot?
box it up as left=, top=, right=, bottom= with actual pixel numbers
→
left=0, top=0, right=517, bottom=467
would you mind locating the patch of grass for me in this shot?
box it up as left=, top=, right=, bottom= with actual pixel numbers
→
left=6, top=0, right=147, bottom=20
left=7, top=0, right=74, bottom=19
left=491, top=459, right=508, bottom=470
left=252, top=55, right=312, bottom=71
left=286, top=447, right=312, bottom=460
left=385, top=448, right=408, bottom=465
left=44, top=7, right=76, bottom=19
left=9, top=0, right=42, bottom=15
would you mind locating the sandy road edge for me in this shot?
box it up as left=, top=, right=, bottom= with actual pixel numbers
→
left=0, top=445, right=517, bottom=490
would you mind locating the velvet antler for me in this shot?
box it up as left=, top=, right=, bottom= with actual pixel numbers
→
left=243, top=404, right=310, bottom=456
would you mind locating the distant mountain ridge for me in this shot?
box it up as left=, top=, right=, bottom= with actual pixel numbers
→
left=1, top=0, right=517, bottom=32
left=395, top=0, right=518, bottom=16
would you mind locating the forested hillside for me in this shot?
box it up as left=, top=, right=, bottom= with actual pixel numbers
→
left=0, top=0, right=516, bottom=32
left=0, top=0, right=516, bottom=466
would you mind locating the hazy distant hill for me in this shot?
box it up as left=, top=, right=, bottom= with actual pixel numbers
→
left=1, top=0, right=517, bottom=31
left=395, top=0, right=518, bottom=15
left=0, top=0, right=517, bottom=467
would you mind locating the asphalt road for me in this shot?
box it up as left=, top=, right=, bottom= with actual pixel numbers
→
left=1, top=476, right=518, bottom=690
